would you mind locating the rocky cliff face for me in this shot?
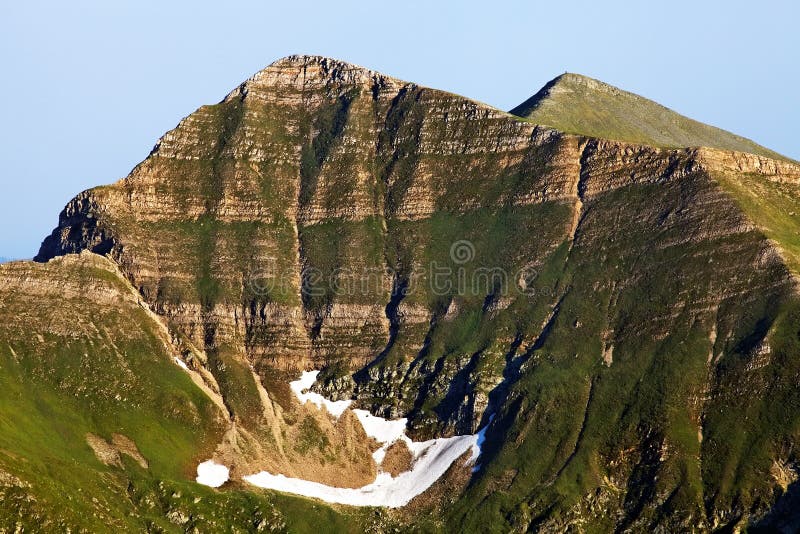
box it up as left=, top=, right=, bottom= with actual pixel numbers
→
left=34, top=55, right=800, bottom=531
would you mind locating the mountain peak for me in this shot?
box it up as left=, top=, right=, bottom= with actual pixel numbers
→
left=512, top=72, right=669, bottom=117
left=264, top=54, right=382, bottom=77
left=223, top=55, right=407, bottom=103
left=269, top=54, right=369, bottom=68
left=511, top=72, right=786, bottom=159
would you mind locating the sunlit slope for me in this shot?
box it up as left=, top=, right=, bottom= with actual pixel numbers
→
left=695, top=149, right=800, bottom=274
left=0, top=253, right=361, bottom=532
left=511, top=73, right=788, bottom=160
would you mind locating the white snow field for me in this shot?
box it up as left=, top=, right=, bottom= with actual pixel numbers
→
left=196, top=460, right=229, bottom=488
left=241, top=371, right=490, bottom=507
left=244, top=432, right=480, bottom=507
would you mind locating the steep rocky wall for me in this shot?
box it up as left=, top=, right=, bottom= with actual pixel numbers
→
left=36, top=56, right=562, bottom=372
left=35, top=55, right=800, bottom=424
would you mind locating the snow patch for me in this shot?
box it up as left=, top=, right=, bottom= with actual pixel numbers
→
left=174, top=357, right=189, bottom=371
left=196, top=460, right=229, bottom=488
left=352, top=409, right=407, bottom=444
left=353, top=409, right=410, bottom=466
left=245, top=432, right=479, bottom=507
left=242, top=371, right=493, bottom=507
left=290, top=370, right=352, bottom=418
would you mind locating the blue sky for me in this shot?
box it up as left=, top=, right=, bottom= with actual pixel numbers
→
left=1, top=0, right=797, bottom=259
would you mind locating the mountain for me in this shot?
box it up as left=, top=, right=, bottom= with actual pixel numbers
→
left=510, top=72, right=789, bottom=161
left=5, top=55, right=800, bottom=531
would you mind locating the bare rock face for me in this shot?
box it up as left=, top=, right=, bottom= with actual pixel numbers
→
left=36, top=55, right=573, bottom=374
left=86, top=433, right=149, bottom=469
left=33, top=55, right=800, bottom=531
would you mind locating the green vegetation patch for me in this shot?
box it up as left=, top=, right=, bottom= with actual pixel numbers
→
left=511, top=73, right=788, bottom=160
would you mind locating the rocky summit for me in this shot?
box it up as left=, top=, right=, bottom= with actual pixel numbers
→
left=4, top=54, right=800, bottom=531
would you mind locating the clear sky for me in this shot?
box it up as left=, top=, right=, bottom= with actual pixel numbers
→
left=1, top=0, right=797, bottom=259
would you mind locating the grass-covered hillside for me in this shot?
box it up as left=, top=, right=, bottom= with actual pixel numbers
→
left=510, top=73, right=789, bottom=160
left=0, top=253, right=367, bottom=532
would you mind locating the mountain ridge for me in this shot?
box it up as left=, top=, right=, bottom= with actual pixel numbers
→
left=237, top=56, right=792, bottom=162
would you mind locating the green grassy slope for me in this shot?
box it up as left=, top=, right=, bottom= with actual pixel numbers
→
left=0, top=253, right=366, bottom=532
left=712, top=170, right=800, bottom=273
left=444, top=171, right=800, bottom=531
left=510, top=73, right=788, bottom=160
